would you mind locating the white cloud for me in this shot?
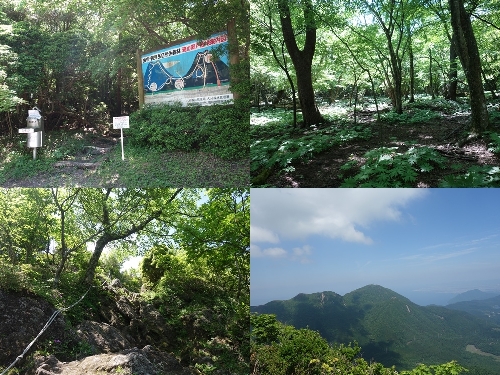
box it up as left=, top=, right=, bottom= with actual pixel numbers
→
left=251, top=244, right=287, bottom=258
left=251, top=243, right=313, bottom=263
left=292, top=245, right=313, bottom=263
left=401, top=248, right=478, bottom=263
left=251, top=188, right=426, bottom=244
left=251, top=225, right=280, bottom=243
left=293, top=245, right=312, bottom=257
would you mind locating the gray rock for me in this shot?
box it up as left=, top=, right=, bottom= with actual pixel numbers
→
left=110, top=278, right=122, bottom=288
left=76, top=320, right=131, bottom=353
left=0, top=289, right=67, bottom=367
left=34, top=346, right=194, bottom=375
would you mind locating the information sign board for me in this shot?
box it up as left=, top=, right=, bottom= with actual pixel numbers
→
left=138, top=32, right=233, bottom=106
left=113, top=116, right=130, bottom=129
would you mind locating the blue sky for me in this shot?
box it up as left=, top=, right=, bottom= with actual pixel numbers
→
left=250, top=189, right=500, bottom=306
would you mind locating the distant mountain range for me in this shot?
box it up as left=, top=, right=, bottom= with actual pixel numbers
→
left=251, top=285, right=500, bottom=375
left=447, top=294, right=500, bottom=324
left=447, top=289, right=499, bottom=305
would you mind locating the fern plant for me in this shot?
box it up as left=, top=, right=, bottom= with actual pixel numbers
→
left=486, top=131, right=500, bottom=154
left=440, top=165, right=500, bottom=187
left=341, top=146, right=446, bottom=187
left=251, top=123, right=371, bottom=177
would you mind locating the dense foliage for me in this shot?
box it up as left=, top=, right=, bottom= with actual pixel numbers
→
left=0, top=188, right=250, bottom=375
left=251, top=313, right=469, bottom=375
left=251, top=0, right=499, bottom=125
left=129, top=103, right=249, bottom=159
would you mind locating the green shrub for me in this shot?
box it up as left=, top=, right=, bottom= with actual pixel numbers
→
left=128, top=104, right=248, bottom=159
left=486, top=131, right=500, bottom=154
left=405, top=98, right=466, bottom=114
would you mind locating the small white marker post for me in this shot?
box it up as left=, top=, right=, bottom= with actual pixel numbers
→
left=113, top=116, right=130, bottom=160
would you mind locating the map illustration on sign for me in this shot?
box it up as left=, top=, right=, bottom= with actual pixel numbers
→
left=140, top=32, right=233, bottom=106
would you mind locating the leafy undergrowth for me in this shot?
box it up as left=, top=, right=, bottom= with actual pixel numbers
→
left=439, top=131, right=500, bottom=187
left=380, top=108, right=441, bottom=124
left=251, top=313, right=469, bottom=375
left=251, top=119, right=371, bottom=185
left=340, top=146, right=447, bottom=187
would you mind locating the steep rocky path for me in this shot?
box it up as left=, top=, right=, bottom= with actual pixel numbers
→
left=0, top=280, right=194, bottom=375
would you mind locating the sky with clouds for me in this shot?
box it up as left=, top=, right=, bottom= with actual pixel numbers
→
left=250, top=189, right=500, bottom=306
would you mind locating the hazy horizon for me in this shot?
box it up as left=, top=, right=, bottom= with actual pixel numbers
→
left=251, top=189, right=500, bottom=307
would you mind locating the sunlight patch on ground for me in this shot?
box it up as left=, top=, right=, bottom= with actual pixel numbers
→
left=320, top=105, right=349, bottom=117
left=251, top=109, right=295, bottom=126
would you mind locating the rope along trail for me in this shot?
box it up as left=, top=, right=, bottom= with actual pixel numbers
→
left=0, top=282, right=104, bottom=375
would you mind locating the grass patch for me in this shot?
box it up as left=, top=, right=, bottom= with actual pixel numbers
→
left=96, top=142, right=249, bottom=187
left=0, top=131, right=249, bottom=187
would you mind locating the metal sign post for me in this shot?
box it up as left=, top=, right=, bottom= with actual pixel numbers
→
left=113, top=116, right=130, bottom=160
left=18, top=107, right=44, bottom=160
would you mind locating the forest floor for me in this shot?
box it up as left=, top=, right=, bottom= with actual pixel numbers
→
left=251, top=99, right=500, bottom=187
left=0, top=130, right=249, bottom=187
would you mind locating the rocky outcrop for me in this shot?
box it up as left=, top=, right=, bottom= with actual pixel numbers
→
left=75, top=320, right=131, bottom=353
left=0, top=282, right=207, bottom=374
left=34, top=345, right=194, bottom=375
left=0, top=289, right=69, bottom=366
left=95, top=279, right=174, bottom=350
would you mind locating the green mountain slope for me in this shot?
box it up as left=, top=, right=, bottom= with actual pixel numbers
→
left=251, top=285, right=500, bottom=374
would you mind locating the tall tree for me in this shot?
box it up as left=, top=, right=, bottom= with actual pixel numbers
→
left=449, top=0, right=489, bottom=132
left=277, top=0, right=324, bottom=126
left=80, top=188, right=183, bottom=284
left=360, top=0, right=412, bottom=114
left=52, top=188, right=82, bottom=285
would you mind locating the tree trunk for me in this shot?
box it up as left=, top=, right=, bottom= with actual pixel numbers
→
left=429, top=49, right=435, bottom=99
left=295, top=62, right=323, bottom=125
left=448, top=32, right=458, bottom=101
left=449, top=0, right=489, bottom=132
left=82, top=188, right=183, bottom=285
left=278, top=0, right=323, bottom=127
left=408, top=32, right=415, bottom=103
left=84, top=234, right=112, bottom=285
left=227, top=18, right=241, bottom=101
left=116, top=33, right=123, bottom=116
left=386, top=37, right=403, bottom=114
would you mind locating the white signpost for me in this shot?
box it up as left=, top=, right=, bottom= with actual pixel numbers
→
left=113, top=116, right=130, bottom=160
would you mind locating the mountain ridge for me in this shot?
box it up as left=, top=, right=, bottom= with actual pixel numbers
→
left=447, top=289, right=500, bottom=305
left=251, top=284, right=500, bottom=374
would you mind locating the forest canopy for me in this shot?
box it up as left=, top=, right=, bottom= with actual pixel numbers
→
left=251, top=0, right=500, bottom=130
